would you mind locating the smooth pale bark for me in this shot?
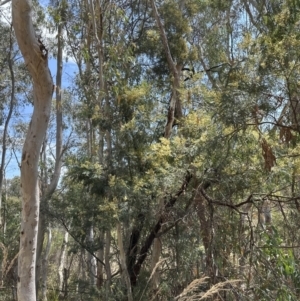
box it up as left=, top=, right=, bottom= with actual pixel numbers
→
left=3, top=179, right=7, bottom=236
left=58, top=230, right=69, bottom=295
left=36, top=14, right=64, bottom=297
left=85, top=0, right=103, bottom=287
left=12, top=1, right=53, bottom=300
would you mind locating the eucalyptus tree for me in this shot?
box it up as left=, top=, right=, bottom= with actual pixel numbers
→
left=35, top=1, right=68, bottom=299
left=55, top=0, right=241, bottom=298
left=12, top=0, right=53, bottom=300
left=10, top=0, right=300, bottom=300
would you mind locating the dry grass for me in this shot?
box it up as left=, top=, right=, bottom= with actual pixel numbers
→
left=174, top=277, right=242, bottom=301
left=139, top=259, right=167, bottom=301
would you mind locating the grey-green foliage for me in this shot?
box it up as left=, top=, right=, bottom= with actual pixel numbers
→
left=6, top=0, right=300, bottom=300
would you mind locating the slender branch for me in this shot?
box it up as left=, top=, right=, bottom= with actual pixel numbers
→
left=150, top=0, right=182, bottom=138
left=58, top=217, right=106, bottom=267
left=0, top=0, right=10, bottom=6
left=0, top=25, right=16, bottom=225
left=150, top=0, right=177, bottom=77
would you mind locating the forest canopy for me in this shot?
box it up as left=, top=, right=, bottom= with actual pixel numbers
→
left=1, top=0, right=300, bottom=300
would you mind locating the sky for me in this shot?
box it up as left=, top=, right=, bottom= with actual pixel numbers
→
left=0, top=0, right=81, bottom=180
left=1, top=1, right=81, bottom=179
left=4, top=57, right=78, bottom=179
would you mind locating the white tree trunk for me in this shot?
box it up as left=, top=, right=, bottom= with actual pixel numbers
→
left=58, top=230, right=69, bottom=294
left=36, top=12, right=64, bottom=296
left=12, top=1, right=53, bottom=300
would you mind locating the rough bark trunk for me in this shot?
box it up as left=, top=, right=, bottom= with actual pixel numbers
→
left=87, top=226, right=97, bottom=286
left=117, top=222, right=133, bottom=301
left=77, top=249, right=87, bottom=294
left=41, top=228, right=52, bottom=301
left=97, top=230, right=104, bottom=288
left=127, top=213, right=144, bottom=285
left=12, top=1, right=53, bottom=300
left=290, top=93, right=300, bottom=131
left=150, top=198, right=164, bottom=292
left=146, top=5, right=184, bottom=291
left=194, top=188, right=216, bottom=283
left=131, top=173, right=192, bottom=286
left=104, top=230, right=112, bottom=294
left=36, top=139, right=47, bottom=296
left=151, top=238, right=161, bottom=290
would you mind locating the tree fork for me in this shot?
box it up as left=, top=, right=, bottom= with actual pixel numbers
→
left=126, top=213, right=144, bottom=285
left=130, top=172, right=192, bottom=286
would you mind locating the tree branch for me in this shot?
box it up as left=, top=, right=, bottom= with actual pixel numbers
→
left=131, top=171, right=193, bottom=286
left=0, top=0, right=10, bottom=6
left=150, top=0, right=182, bottom=137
